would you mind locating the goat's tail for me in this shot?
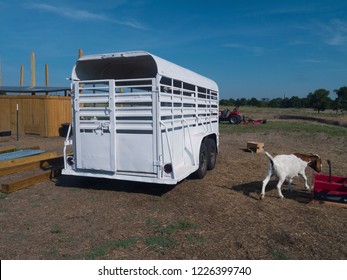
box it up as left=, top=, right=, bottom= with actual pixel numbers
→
left=264, top=151, right=274, bottom=167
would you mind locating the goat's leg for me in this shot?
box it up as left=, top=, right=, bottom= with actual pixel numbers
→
left=287, top=178, right=293, bottom=192
left=276, top=177, right=285, bottom=199
left=260, top=171, right=272, bottom=200
left=299, top=173, right=310, bottom=190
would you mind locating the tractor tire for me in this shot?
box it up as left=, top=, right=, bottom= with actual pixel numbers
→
left=206, top=138, right=217, bottom=170
left=194, top=142, right=208, bottom=179
left=229, top=114, right=242, bottom=124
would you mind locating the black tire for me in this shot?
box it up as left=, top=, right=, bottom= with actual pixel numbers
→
left=206, top=138, right=217, bottom=170
left=229, top=114, right=242, bottom=124
left=195, top=142, right=208, bottom=179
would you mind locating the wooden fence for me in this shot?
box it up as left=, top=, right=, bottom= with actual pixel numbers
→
left=0, top=96, right=71, bottom=137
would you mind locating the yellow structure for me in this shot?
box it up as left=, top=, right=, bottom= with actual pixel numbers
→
left=0, top=95, right=71, bottom=137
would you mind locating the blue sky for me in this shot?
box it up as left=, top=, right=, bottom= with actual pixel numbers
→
left=1, top=0, right=346, bottom=99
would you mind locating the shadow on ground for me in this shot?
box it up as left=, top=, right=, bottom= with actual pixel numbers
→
left=54, top=175, right=176, bottom=196
left=226, top=180, right=312, bottom=203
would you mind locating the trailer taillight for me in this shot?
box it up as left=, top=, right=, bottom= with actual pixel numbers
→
left=67, top=156, right=74, bottom=166
left=164, top=164, right=173, bottom=174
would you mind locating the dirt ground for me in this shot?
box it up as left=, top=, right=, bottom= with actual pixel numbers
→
left=0, top=121, right=346, bottom=260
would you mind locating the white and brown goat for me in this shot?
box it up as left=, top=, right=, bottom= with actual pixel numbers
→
left=260, top=152, right=322, bottom=199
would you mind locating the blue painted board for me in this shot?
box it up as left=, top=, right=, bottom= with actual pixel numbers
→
left=0, top=149, right=45, bottom=161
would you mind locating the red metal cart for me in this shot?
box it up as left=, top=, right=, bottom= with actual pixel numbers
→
left=313, top=160, right=347, bottom=204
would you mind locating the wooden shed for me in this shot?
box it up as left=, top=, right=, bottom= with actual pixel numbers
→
left=0, top=87, right=71, bottom=137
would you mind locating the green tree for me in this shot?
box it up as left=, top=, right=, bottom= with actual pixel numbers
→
left=333, top=86, right=347, bottom=111
left=268, top=98, right=282, bottom=108
left=307, top=89, right=330, bottom=113
left=280, top=98, right=290, bottom=108
left=288, top=96, right=303, bottom=108
left=248, top=97, right=260, bottom=107
left=220, top=99, right=231, bottom=106
left=236, top=98, right=247, bottom=106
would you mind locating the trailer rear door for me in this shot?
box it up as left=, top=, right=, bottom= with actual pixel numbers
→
left=73, top=80, right=116, bottom=172
left=73, top=79, right=158, bottom=175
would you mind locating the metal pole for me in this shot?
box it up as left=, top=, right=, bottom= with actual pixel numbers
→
left=327, top=160, right=332, bottom=183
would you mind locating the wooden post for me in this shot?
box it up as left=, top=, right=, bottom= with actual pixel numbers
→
left=16, top=104, right=19, bottom=141
left=0, top=58, right=2, bottom=86
left=20, top=65, right=24, bottom=87
left=31, top=51, right=36, bottom=88
left=45, top=64, right=49, bottom=87
left=78, top=49, right=84, bottom=98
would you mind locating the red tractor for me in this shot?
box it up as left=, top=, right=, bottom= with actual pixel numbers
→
left=219, top=107, right=267, bottom=125
left=219, top=107, right=242, bottom=124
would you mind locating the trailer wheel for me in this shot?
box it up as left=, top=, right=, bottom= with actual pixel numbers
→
left=206, top=138, right=217, bottom=170
left=195, top=142, right=208, bottom=179
left=229, top=114, right=242, bottom=124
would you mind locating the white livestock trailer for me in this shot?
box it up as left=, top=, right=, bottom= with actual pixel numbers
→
left=62, top=51, right=219, bottom=184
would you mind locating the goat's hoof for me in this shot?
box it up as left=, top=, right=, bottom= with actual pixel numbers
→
left=260, top=195, right=264, bottom=200
left=279, top=195, right=284, bottom=199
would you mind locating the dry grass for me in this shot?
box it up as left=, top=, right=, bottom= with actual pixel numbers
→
left=0, top=109, right=346, bottom=260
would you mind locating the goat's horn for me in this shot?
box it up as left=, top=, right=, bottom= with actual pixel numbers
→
left=309, top=153, right=320, bottom=158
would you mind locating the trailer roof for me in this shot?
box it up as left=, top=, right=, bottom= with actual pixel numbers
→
left=73, top=51, right=218, bottom=91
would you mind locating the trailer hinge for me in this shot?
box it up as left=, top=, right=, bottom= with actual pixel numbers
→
left=153, top=160, right=161, bottom=167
